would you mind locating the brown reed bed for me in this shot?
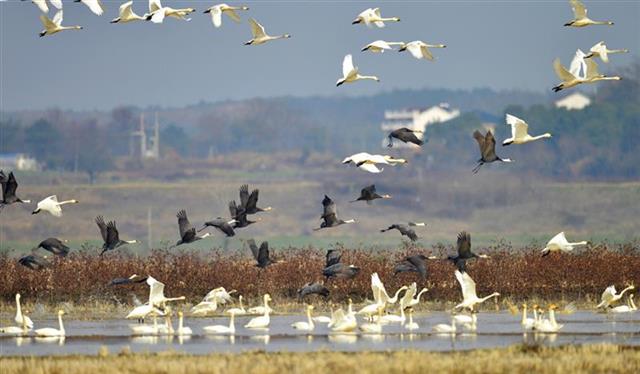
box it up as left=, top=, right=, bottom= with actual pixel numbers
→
left=0, top=242, right=638, bottom=308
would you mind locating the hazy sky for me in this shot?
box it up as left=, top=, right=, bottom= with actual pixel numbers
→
left=1, top=0, right=638, bottom=111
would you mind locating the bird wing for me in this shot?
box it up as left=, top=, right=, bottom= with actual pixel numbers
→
left=398, top=225, right=418, bottom=241
left=362, top=185, right=376, bottom=197
left=326, top=249, right=341, bottom=267
left=457, top=231, right=472, bottom=259
left=601, top=286, right=616, bottom=303
left=420, top=45, right=434, bottom=60
left=342, top=54, right=355, bottom=78
left=569, top=49, right=587, bottom=78
left=211, top=5, right=223, bottom=27
left=590, top=42, right=609, bottom=63
left=455, top=270, right=476, bottom=301
left=570, top=0, right=587, bottom=19
left=149, top=0, right=162, bottom=13
left=249, top=18, right=266, bottom=38
left=473, top=131, right=486, bottom=155
left=147, top=276, right=166, bottom=305
left=358, top=162, right=383, bottom=173
left=247, top=239, right=259, bottom=261
left=33, top=0, right=49, bottom=13
left=239, top=184, right=250, bottom=209
left=246, top=189, right=259, bottom=212
left=229, top=200, right=240, bottom=219
left=106, top=220, right=121, bottom=244
left=554, top=59, right=577, bottom=82
left=225, top=8, right=242, bottom=23
left=400, top=282, right=417, bottom=306
left=95, top=216, right=108, bottom=242
left=176, top=210, right=192, bottom=238
left=584, top=58, right=601, bottom=79
left=322, top=195, right=337, bottom=218
left=49, top=0, right=63, bottom=9
left=5, top=172, right=18, bottom=197
left=482, top=131, right=497, bottom=160
left=82, top=0, right=105, bottom=16
left=370, top=40, right=391, bottom=50
left=407, top=256, right=427, bottom=277
left=548, top=231, right=567, bottom=246
left=257, top=242, right=270, bottom=265
left=505, top=114, right=529, bottom=139
left=120, top=1, right=134, bottom=18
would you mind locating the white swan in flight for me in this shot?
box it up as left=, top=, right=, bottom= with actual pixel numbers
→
left=204, top=3, right=249, bottom=28
left=583, top=57, right=622, bottom=85
left=39, top=10, right=83, bottom=37
left=148, top=0, right=195, bottom=23
left=32, top=195, right=79, bottom=217
left=35, top=310, right=65, bottom=337
left=399, top=41, right=446, bottom=61
left=352, top=8, right=400, bottom=28
left=75, top=0, right=105, bottom=16
left=342, top=152, right=406, bottom=173
left=244, top=18, right=291, bottom=45
left=585, top=41, right=629, bottom=63
left=541, top=232, right=587, bottom=256
left=111, top=1, right=149, bottom=23
left=597, top=285, right=635, bottom=309
left=336, top=54, right=379, bottom=86
left=502, top=114, right=551, bottom=146
left=361, top=40, right=404, bottom=53
left=564, top=0, right=613, bottom=27
left=552, top=50, right=588, bottom=92
left=454, top=270, right=500, bottom=311
left=29, top=0, right=63, bottom=14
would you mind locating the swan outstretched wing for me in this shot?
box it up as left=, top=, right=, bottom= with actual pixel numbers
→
left=49, top=0, right=62, bottom=9
left=51, top=10, right=63, bottom=26
left=211, top=6, right=223, bottom=27
left=81, top=0, right=105, bottom=16
left=358, top=162, right=382, bottom=173
left=225, top=9, right=242, bottom=23
left=151, top=9, right=166, bottom=23
left=569, top=50, right=587, bottom=79
left=32, top=0, right=49, bottom=13
left=342, top=54, right=355, bottom=78
left=149, top=0, right=162, bottom=13
left=120, top=1, right=134, bottom=19
left=548, top=231, right=568, bottom=246
left=455, top=270, right=477, bottom=301
left=554, top=59, right=577, bottom=82
left=584, top=58, right=601, bottom=79
left=506, top=114, right=528, bottom=139
left=249, top=18, right=266, bottom=38
left=570, top=0, right=587, bottom=19
left=590, top=42, right=609, bottom=63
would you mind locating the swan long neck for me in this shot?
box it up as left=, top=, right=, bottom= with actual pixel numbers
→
left=58, top=200, right=78, bottom=206
left=619, top=286, right=634, bottom=298
left=569, top=240, right=588, bottom=246
left=239, top=296, right=244, bottom=310
left=549, top=309, right=558, bottom=327
left=357, top=75, right=378, bottom=81
left=522, top=305, right=527, bottom=324
left=58, top=313, right=65, bottom=333
left=229, top=313, right=235, bottom=331
left=532, top=134, right=552, bottom=140
left=179, top=314, right=184, bottom=330
left=15, top=295, right=22, bottom=317
left=479, top=293, right=499, bottom=303
left=630, top=295, right=637, bottom=311
left=416, top=288, right=428, bottom=302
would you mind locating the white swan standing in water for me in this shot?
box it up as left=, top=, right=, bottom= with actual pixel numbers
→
left=291, top=305, right=315, bottom=331
left=245, top=294, right=272, bottom=328
left=15, top=294, right=33, bottom=329
left=204, top=312, right=236, bottom=334
left=35, top=310, right=65, bottom=337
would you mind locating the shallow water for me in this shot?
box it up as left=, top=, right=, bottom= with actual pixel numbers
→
left=1, top=311, right=638, bottom=356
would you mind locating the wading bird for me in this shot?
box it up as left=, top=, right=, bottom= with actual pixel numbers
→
left=245, top=294, right=272, bottom=328
left=454, top=270, right=500, bottom=311
left=533, top=305, right=563, bottom=333
left=404, top=308, right=419, bottom=331
left=297, top=282, right=330, bottom=300
left=75, top=0, right=105, bottom=16
left=96, top=216, right=138, bottom=255
left=204, top=312, right=236, bottom=334
left=35, top=310, right=65, bottom=337
left=244, top=18, right=290, bottom=45
left=541, top=231, right=588, bottom=256
left=176, top=312, right=192, bottom=336
left=14, top=294, right=33, bottom=329
left=398, top=41, right=446, bottom=61
left=472, top=130, right=512, bottom=173
left=34, top=238, right=70, bottom=257
left=361, top=40, right=404, bottom=53
left=247, top=239, right=277, bottom=268
left=610, top=294, right=637, bottom=313
left=314, top=195, right=355, bottom=230
left=381, top=222, right=425, bottom=242
left=204, top=3, right=249, bottom=28
left=585, top=41, right=629, bottom=63
left=174, top=210, right=211, bottom=247
left=147, top=0, right=195, bottom=23
left=597, top=285, right=635, bottom=309
left=350, top=185, right=391, bottom=204
left=387, top=127, right=424, bottom=147
left=247, top=293, right=274, bottom=315
left=32, top=195, right=79, bottom=217
left=448, top=231, right=489, bottom=272
left=198, top=216, right=236, bottom=237
left=432, top=318, right=456, bottom=334
left=564, top=0, right=613, bottom=27
left=400, top=283, right=429, bottom=309
left=111, top=1, right=150, bottom=23
left=239, top=184, right=272, bottom=214
left=336, top=54, right=379, bottom=86
left=352, top=7, right=400, bottom=28
left=291, top=305, right=315, bottom=331
left=394, top=255, right=431, bottom=279
left=0, top=171, right=31, bottom=210
left=502, top=114, right=552, bottom=146
left=225, top=296, right=246, bottom=316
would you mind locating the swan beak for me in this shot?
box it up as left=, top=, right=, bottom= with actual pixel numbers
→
left=31, top=209, right=40, bottom=215
left=361, top=47, right=369, bottom=52
left=352, top=19, right=361, bottom=24
left=203, top=9, right=211, bottom=13
left=398, top=46, right=406, bottom=52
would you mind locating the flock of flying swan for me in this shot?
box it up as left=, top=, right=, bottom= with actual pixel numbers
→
left=1, top=0, right=635, bottom=340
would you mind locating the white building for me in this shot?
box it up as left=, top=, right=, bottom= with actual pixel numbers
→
left=380, top=103, right=460, bottom=148
left=555, top=92, right=591, bottom=111
left=0, top=153, right=40, bottom=171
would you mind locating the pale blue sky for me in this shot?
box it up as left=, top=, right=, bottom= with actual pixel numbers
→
left=1, top=0, right=638, bottom=110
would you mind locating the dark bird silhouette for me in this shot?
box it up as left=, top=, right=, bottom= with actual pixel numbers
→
left=325, top=249, right=342, bottom=268
left=0, top=171, right=31, bottom=211
left=35, top=237, right=70, bottom=257
left=314, top=195, right=355, bottom=230
left=248, top=239, right=276, bottom=268
left=96, top=216, right=138, bottom=256
left=380, top=222, right=425, bottom=242
left=394, top=255, right=430, bottom=279
left=18, top=254, right=49, bottom=270
left=109, top=274, right=148, bottom=286
left=297, top=282, right=330, bottom=300
left=174, top=210, right=210, bottom=247
left=322, top=263, right=360, bottom=279
left=350, top=185, right=391, bottom=204
left=448, top=231, right=490, bottom=272
left=198, top=216, right=236, bottom=237
left=239, top=184, right=272, bottom=214
left=388, top=127, right=425, bottom=147
left=229, top=200, right=258, bottom=228
left=472, top=130, right=512, bottom=173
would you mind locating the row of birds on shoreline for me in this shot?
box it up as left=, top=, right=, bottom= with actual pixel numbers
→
left=2, top=269, right=636, bottom=338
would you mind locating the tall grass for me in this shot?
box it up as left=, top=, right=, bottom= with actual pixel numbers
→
left=1, top=243, right=638, bottom=305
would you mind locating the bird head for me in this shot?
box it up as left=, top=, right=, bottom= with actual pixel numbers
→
left=352, top=18, right=362, bottom=25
